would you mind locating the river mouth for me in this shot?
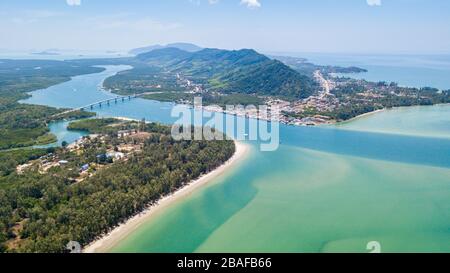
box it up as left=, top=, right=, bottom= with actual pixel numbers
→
left=20, top=65, right=450, bottom=253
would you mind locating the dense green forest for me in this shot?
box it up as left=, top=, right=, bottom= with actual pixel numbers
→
left=103, top=66, right=185, bottom=95
left=212, top=59, right=316, bottom=99
left=330, top=81, right=450, bottom=120
left=0, top=104, right=94, bottom=150
left=0, top=59, right=104, bottom=104
left=107, top=47, right=319, bottom=99
left=0, top=148, right=52, bottom=179
left=67, top=118, right=122, bottom=134
left=0, top=119, right=235, bottom=253
left=0, top=60, right=100, bottom=150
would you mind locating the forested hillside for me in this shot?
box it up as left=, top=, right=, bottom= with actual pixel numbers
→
left=133, top=47, right=318, bottom=99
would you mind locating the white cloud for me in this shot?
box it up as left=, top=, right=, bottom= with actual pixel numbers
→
left=66, top=0, right=81, bottom=6
left=367, top=0, right=381, bottom=6
left=240, top=0, right=261, bottom=9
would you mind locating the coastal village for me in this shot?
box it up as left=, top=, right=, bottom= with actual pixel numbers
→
left=16, top=126, right=151, bottom=184
left=179, top=69, right=341, bottom=126
left=174, top=67, right=449, bottom=126
left=167, top=69, right=340, bottom=126
left=8, top=121, right=152, bottom=249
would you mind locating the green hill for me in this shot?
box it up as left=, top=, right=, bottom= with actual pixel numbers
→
left=130, top=42, right=202, bottom=55
left=136, top=48, right=317, bottom=99
left=136, top=47, right=193, bottom=67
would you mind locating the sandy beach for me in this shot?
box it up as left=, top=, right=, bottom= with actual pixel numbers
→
left=337, top=103, right=450, bottom=126
left=114, top=116, right=139, bottom=122
left=84, top=140, right=250, bottom=253
left=336, top=108, right=386, bottom=125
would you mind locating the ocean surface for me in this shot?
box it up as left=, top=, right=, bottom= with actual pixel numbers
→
left=289, top=53, right=450, bottom=90
left=20, top=64, right=450, bottom=253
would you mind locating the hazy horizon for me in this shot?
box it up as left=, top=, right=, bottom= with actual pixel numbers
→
left=1, top=0, right=449, bottom=55
left=2, top=46, right=450, bottom=56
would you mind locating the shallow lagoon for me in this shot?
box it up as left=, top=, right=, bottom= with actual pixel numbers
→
left=336, top=105, right=450, bottom=139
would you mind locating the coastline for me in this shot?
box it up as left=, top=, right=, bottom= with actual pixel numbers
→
left=336, top=108, right=386, bottom=125
left=337, top=103, right=450, bottom=126
left=83, top=140, right=250, bottom=253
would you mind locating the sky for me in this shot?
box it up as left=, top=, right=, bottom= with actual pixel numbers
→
left=0, top=0, right=449, bottom=54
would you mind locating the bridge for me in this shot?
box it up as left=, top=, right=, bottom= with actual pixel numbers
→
left=52, top=94, right=142, bottom=118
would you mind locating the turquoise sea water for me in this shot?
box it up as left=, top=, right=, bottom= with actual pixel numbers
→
left=336, top=105, right=450, bottom=139
left=21, top=65, right=450, bottom=253
left=290, top=53, right=450, bottom=90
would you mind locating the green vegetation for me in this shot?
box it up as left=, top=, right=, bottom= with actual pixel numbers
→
left=137, top=47, right=193, bottom=67
left=67, top=118, right=137, bottom=135
left=282, top=107, right=330, bottom=120
left=54, top=110, right=96, bottom=121
left=142, top=92, right=194, bottom=103
left=0, top=149, right=52, bottom=180
left=35, top=134, right=58, bottom=146
left=103, top=66, right=186, bottom=95
left=0, top=60, right=100, bottom=150
left=330, top=80, right=450, bottom=121
left=0, top=104, right=59, bottom=150
left=211, top=59, right=317, bottom=99
left=0, top=104, right=94, bottom=150
left=0, top=120, right=235, bottom=253
left=108, top=48, right=319, bottom=99
left=0, top=59, right=104, bottom=104
left=272, top=55, right=367, bottom=76
left=67, top=118, right=118, bottom=132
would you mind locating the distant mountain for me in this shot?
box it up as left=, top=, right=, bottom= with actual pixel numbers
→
left=31, top=51, right=60, bottom=56
left=130, top=45, right=165, bottom=55
left=129, top=43, right=203, bottom=55
left=272, top=55, right=367, bottom=75
left=136, top=47, right=193, bottom=66
left=137, top=47, right=317, bottom=99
